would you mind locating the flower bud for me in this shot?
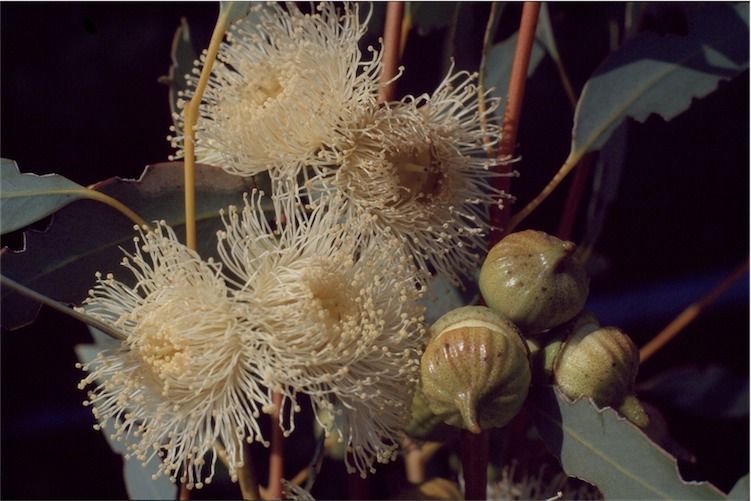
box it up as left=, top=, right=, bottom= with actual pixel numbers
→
left=553, top=325, right=649, bottom=427
left=479, top=230, right=589, bottom=333
left=420, top=306, right=531, bottom=433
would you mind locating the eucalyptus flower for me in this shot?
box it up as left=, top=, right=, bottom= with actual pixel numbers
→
left=170, top=2, right=382, bottom=182
left=320, top=68, right=511, bottom=285
left=77, top=222, right=271, bottom=489
left=217, top=191, right=427, bottom=477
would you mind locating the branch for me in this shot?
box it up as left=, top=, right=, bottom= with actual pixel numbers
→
left=182, top=6, right=233, bottom=250
left=378, top=2, right=405, bottom=103
left=489, top=2, right=541, bottom=244
left=640, top=259, right=750, bottom=363
left=267, top=392, right=284, bottom=500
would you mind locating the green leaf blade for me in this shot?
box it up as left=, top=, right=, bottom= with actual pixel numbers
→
left=1, top=162, right=252, bottom=330
left=1, top=158, right=88, bottom=234
left=572, top=3, right=749, bottom=157
left=163, top=18, right=197, bottom=129
left=484, top=31, right=546, bottom=112
left=527, top=386, right=725, bottom=500
left=728, top=474, right=749, bottom=500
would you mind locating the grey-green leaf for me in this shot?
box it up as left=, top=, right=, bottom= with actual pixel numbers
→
left=526, top=386, right=725, bottom=500
left=484, top=29, right=547, bottom=114
left=419, top=273, right=465, bottom=325
left=728, top=474, right=749, bottom=500
left=163, top=18, right=197, bottom=129
left=1, top=161, right=253, bottom=330
left=76, top=328, right=177, bottom=500
left=220, top=1, right=252, bottom=26
left=1, top=158, right=87, bottom=234
left=571, top=2, right=749, bottom=157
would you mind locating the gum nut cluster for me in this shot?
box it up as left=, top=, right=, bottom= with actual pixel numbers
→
left=479, top=230, right=590, bottom=333
left=478, top=229, right=647, bottom=427
left=420, top=306, right=531, bottom=433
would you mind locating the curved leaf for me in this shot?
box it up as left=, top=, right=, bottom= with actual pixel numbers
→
left=220, top=2, right=252, bottom=26
left=571, top=2, right=749, bottom=158
left=1, top=158, right=87, bottom=234
left=161, top=18, right=196, bottom=129
left=419, top=273, right=464, bottom=325
left=1, top=162, right=253, bottom=330
left=484, top=28, right=547, bottom=114
left=728, top=474, right=749, bottom=500
left=526, top=386, right=724, bottom=500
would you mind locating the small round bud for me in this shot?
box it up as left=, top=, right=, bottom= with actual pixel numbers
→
left=479, top=230, right=589, bottom=333
left=420, top=306, right=531, bottom=433
left=553, top=325, right=649, bottom=427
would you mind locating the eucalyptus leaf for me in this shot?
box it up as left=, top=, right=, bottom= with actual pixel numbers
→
left=484, top=29, right=546, bottom=114
left=1, top=158, right=87, bottom=234
left=419, top=273, right=465, bottom=325
left=571, top=2, right=749, bottom=159
left=75, top=328, right=177, bottom=501
left=220, top=1, right=252, bottom=26
left=728, top=474, right=749, bottom=500
left=1, top=161, right=253, bottom=330
left=580, top=121, right=628, bottom=255
left=162, top=18, right=197, bottom=129
left=526, top=386, right=725, bottom=500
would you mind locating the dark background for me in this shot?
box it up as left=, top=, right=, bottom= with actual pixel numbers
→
left=1, top=2, right=748, bottom=499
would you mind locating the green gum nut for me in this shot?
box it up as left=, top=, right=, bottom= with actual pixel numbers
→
left=553, top=325, right=649, bottom=427
left=479, top=230, right=590, bottom=334
left=420, top=306, right=531, bottom=433
left=527, top=311, right=601, bottom=384
left=405, top=381, right=458, bottom=441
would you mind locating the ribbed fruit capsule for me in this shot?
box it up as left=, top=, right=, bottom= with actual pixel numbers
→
left=527, top=311, right=600, bottom=384
left=553, top=325, right=649, bottom=427
left=479, top=230, right=589, bottom=333
left=420, top=306, right=531, bottom=433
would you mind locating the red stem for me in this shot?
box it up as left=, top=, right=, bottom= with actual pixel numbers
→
left=179, top=482, right=190, bottom=500
left=460, top=429, right=489, bottom=500
left=347, top=473, right=371, bottom=500
left=640, top=259, right=750, bottom=363
left=378, top=2, right=404, bottom=103
left=490, top=2, right=541, bottom=245
left=556, top=153, right=596, bottom=240
left=268, top=392, right=284, bottom=500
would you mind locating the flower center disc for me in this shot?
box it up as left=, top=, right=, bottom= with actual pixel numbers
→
left=133, top=314, right=189, bottom=385
left=240, top=70, right=284, bottom=111
left=390, top=148, right=444, bottom=204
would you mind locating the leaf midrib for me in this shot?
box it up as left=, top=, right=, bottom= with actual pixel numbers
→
left=3, top=209, right=223, bottom=297
left=528, top=398, right=672, bottom=499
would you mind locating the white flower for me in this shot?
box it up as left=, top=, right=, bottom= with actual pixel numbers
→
left=319, top=68, right=512, bottom=286
left=217, top=192, right=427, bottom=477
left=77, top=222, right=271, bottom=489
left=170, top=2, right=382, bottom=181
